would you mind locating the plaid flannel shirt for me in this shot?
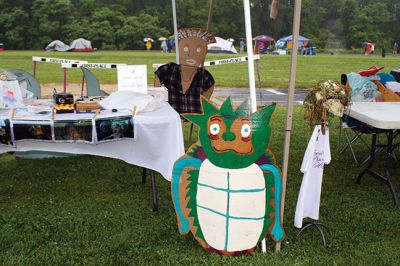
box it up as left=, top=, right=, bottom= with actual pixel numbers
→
left=155, top=63, right=214, bottom=114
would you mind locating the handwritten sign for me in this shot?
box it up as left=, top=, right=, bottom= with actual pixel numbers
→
left=117, top=65, right=147, bottom=94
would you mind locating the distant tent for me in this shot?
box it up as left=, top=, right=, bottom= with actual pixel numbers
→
left=277, top=35, right=310, bottom=48
left=253, top=35, right=275, bottom=54
left=208, top=37, right=238, bottom=54
left=45, top=40, right=70, bottom=52
left=69, top=38, right=93, bottom=52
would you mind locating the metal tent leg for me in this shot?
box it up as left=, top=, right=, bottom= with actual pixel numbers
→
left=150, top=170, right=158, bottom=212
left=142, top=167, right=147, bottom=184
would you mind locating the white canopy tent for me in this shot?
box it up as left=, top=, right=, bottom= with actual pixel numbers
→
left=170, top=0, right=303, bottom=253
left=208, top=37, right=238, bottom=54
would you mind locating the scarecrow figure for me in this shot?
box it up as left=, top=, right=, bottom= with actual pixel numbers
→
left=171, top=97, right=285, bottom=255
left=154, top=28, right=216, bottom=114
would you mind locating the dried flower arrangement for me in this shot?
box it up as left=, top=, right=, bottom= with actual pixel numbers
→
left=303, top=80, right=350, bottom=131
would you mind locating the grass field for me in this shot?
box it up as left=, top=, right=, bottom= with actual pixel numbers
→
left=0, top=50, right=400, bottom=264
left=1, top=50, right=399, bottom=88
left=0, top=106, right=399, bottom=264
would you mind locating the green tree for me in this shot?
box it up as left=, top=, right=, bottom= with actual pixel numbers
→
left=116, top=13, right=170, bottom=50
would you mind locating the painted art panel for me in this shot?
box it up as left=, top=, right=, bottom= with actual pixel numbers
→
left=54, top=120, right=93, bottom=143
left=13, top=122, right=52, bottom=141
left=0, top=119, right=12, bottom=145
left=95, top=116, right=134, bottom=143
left=171, top=97, right=286, bottom=255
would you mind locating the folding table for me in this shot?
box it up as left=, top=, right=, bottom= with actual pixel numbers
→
left=347, top=102, right=400, bottom=205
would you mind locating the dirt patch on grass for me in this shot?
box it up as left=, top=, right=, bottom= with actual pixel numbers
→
left=40, top=83, right=118, bottom=98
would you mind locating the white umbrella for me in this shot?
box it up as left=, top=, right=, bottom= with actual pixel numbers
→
left=143, top=38, right=154, bottom=42
left=158, top=37, right=168, bottom=41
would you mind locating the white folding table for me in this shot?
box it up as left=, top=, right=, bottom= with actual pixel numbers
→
left=347, top=102, right=400, bottom=205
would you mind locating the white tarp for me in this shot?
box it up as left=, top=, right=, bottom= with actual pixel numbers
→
left=208, top=37, right=238, bottom=54
left=45, top=40, right=70, bottom=52
left=69, top=38, right=92, bottom=51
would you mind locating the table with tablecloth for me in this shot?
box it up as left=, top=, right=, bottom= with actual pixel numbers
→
left=0, top=103, right=185, bottom=209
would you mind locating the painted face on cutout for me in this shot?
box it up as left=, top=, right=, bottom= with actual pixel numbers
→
left=184, top=97, right=276, bottom=169
left=178, top=37, right=208, bottom=67
left=207, top=115, right=254, bottom=155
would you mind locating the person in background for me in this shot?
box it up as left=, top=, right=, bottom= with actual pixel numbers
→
left=146, top=40, right=152, bottom=51
left=381, top=45, right=386, bottom=58
left=168, top=39, right=175, bottom=53
left=393, top=42, right=398, bottom=55
left=239, top=39, right=245, bottom=53
left=161, top=40, right=168, bottom=53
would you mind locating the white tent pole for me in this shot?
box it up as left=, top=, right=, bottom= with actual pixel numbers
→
left=243, top=0, right=257, bottom=113
left=172, top=0, right=179, bottom=63
left=244, top=0, right=267, bottom=253
left=275, top=0, right=302, bottom=253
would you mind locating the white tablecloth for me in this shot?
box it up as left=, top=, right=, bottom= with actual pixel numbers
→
left=347, top=102, right=400, bottom=130
left=0, top=104, right=185, bottom=181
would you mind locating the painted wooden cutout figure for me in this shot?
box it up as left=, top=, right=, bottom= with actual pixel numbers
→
left=154, top=28, right=216, bottom=114
left=172, top=97, right=285, bottom=255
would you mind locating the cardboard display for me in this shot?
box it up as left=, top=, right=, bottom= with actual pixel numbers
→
left=177, top=28, right=216, bottom=93
left=171, top=97, right=285, bottom=255
left=154, top=28, right=216, bottom=98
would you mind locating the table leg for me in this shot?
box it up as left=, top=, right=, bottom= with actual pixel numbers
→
left=383, top=131, right=398, bottom=205
left=356, top=133, right=377, bottom=184
left=142, top=167, right=147, bottom=184
left=150, top=170, right=158, bottom=211
left=356, top=131, right=398, bottom=205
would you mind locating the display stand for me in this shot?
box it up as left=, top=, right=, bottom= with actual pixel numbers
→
left=296, top=219, right=330, bottom=247
left=296, top=111, right=331, bottom=247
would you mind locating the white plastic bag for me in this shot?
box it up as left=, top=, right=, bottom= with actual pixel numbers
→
left=99, top=91, right=165, bottom=113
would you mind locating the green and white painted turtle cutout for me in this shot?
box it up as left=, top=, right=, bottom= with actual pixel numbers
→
left=172, top=97, right=285, bottom=255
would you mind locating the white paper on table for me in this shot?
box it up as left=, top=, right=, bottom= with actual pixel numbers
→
left=117, top=65, right=148, bottom=94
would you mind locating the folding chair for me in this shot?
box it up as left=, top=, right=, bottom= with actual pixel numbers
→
left=338, top=115, right=378, bottom=165
left=338, top=74, right=384, bottom=164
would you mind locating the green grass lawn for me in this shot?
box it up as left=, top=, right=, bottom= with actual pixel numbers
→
left=1, top=50, right=399, bottom=88
left=0, top=106, right=399, bottom=264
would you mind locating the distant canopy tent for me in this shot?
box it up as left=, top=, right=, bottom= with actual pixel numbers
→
left=69, top=38, right=93, bottom=52
left=277, top=34, right=309, bottom=48
left=207, top=37, right=238, bottom=54
left=253, top=35, right=275, bottom=54
left=45, top=40, right=70, bottom=52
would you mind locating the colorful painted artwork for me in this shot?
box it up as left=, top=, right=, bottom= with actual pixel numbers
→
left=95, top=116, right=134, bottom=143
left=13, top=122, right=52, bottom=141
left=172, top=97, right=285, bottom=255
left=0, top=119, right=12, bottom=145
left=54, top=119, right=93, bottom=142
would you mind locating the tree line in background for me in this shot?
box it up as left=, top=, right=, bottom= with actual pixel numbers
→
left=0, top=0, right=399, bottom=51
